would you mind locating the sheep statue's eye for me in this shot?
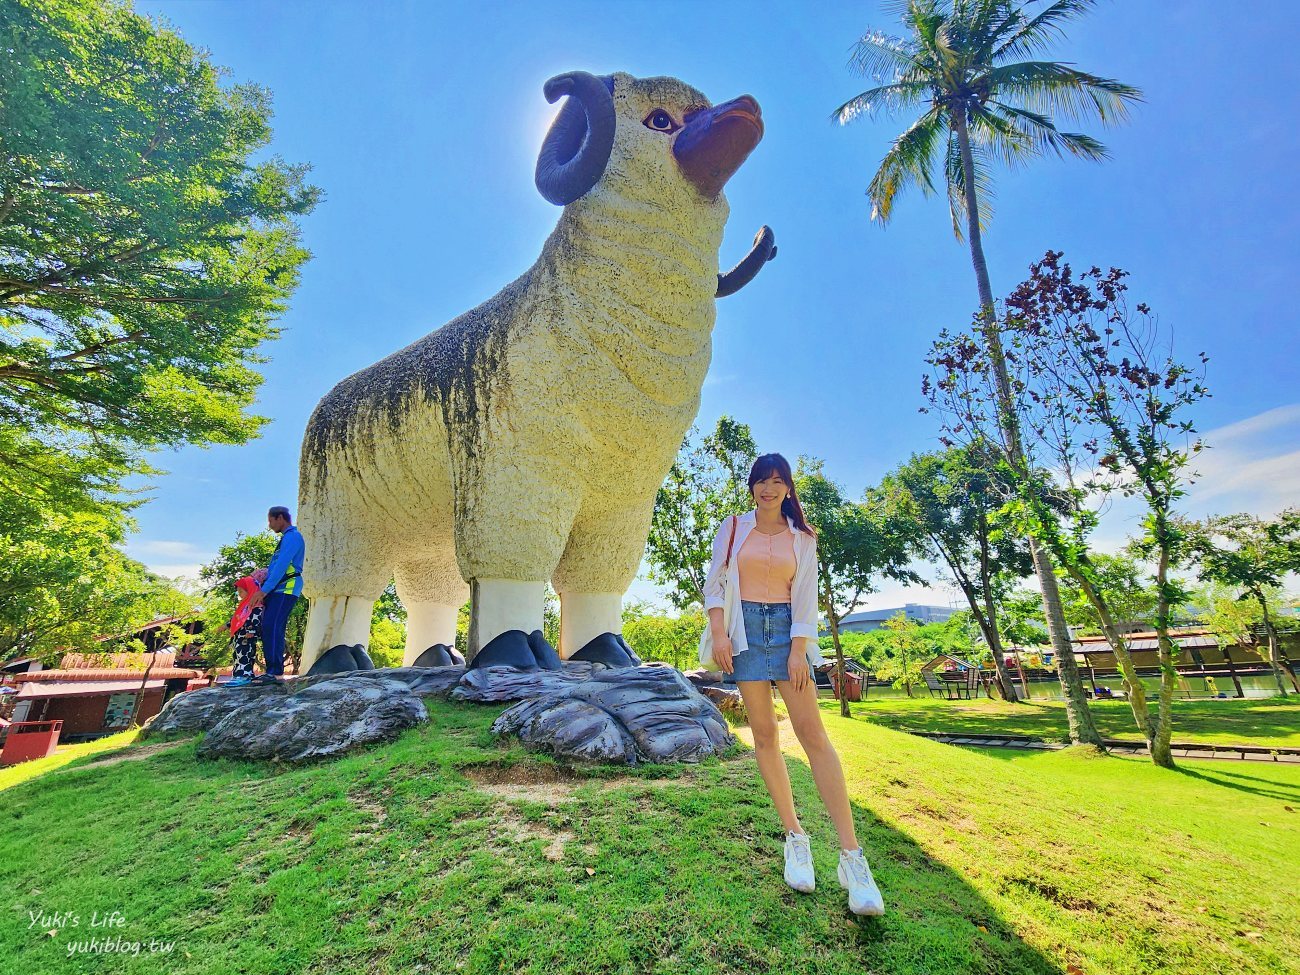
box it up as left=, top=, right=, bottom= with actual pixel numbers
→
left=642, top=109, right=680, bottom=133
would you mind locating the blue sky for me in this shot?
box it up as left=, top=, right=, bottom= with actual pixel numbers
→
left=125, top=1, right=1300, bottom=611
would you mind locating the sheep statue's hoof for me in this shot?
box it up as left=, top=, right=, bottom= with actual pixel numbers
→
left=466, top=629, right=562, bottom=671
left=412, top=644, right=464, bottom=667
left=567, top=632, right=641, bottom=668
left=307, top=644, right=376, bottom=676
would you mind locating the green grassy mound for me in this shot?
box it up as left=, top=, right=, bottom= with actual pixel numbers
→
left=2, top=696, right=1296, bottom=974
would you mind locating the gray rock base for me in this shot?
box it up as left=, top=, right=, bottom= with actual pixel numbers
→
left=144, top=659, right=734, bottom=767
left=475, top=662, right=735, bottom=765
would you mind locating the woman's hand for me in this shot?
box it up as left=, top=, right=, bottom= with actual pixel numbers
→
left=713, top=632, right=734, bottom=674
left=787, top=642, right=811, bottom=693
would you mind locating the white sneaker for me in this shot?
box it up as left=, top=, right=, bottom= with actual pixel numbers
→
left=783, top=831, right=815, bottom=892
left=838, top=847, right=885, bottom=916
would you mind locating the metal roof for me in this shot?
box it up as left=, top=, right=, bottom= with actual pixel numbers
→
left=1073, top=633, right=1220, bottom=653
left=15, top=679, right=167, bottom=700
left=15, top=667, right=202, bottom=683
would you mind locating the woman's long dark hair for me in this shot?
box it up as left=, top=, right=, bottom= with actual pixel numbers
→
left=748, top=453, right=815, bottom=535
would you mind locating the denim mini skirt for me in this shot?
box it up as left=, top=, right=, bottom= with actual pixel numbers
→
left=724, top=600, right=812, bottom=685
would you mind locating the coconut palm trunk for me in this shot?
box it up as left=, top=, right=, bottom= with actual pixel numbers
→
left=953, top=110, right=1102, bottom=746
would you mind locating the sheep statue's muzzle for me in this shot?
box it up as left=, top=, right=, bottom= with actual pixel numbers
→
left=673, top=94, right=763, bottom=200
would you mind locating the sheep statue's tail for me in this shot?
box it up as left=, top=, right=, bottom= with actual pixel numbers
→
left=716, top=225, right=777, bottom=298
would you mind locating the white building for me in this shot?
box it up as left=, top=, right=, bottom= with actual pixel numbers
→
left=835, top=604, right=958, bottom=634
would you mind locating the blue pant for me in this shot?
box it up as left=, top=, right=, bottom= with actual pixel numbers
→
left=260, top=592, right=298, bottom=677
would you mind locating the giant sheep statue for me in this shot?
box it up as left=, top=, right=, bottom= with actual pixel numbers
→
left=297, top=70, right=776, bottom=672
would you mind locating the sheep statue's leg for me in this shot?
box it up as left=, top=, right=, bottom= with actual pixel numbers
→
left=552, top=504, right=651, bottom=660
left=394, top=554, right=469, bottom=665
left=558, top=592, right=624, bottom=658
left=456, top=481, right=577, bottom=660
left=468, top=579, right=548, bottom=655
left=401, top=602, right=461, bottom=664
left=300, top=594, right=377, bottom=671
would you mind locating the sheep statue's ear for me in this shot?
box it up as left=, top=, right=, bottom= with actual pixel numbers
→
left=534, top=72, right=617, bottom=206
left=717, top=226, right=778, bottom=297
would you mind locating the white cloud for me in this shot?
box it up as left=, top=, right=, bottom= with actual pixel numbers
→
left=143, top=563, right=205, bottom=583
left=1086, top=402, right=1300, bottom=552
left=128, top=539, right=208, bottom=559
left=122, top=540, right=213, bottom=584
left=1184, top=403, right=1300, bottom=516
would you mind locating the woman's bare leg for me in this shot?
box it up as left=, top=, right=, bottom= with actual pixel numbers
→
left=775, top=675, right=859, bottom=850
left=737, top=679, right=804, bottom=834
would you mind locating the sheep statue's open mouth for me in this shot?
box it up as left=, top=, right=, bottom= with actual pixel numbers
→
left=673, top=95, right=764, bottom=200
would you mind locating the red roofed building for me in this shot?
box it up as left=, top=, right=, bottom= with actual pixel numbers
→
left=6, top=651, right=203, bottom=741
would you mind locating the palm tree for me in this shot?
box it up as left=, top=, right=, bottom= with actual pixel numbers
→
left=834, top=0, right=1142, bottom=747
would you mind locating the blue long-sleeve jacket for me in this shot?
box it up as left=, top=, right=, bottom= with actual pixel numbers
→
left=261, top=525, right=305, bottom=595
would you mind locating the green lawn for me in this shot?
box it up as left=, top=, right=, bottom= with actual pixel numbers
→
left=1, top=695, right=1297, bottom=975
left=855, top=695, right=1300, bottom=747
left=0, top=727, right=141, bottom=792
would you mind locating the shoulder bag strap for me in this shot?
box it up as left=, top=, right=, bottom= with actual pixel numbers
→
left=724, top=515, right=738, bottom=567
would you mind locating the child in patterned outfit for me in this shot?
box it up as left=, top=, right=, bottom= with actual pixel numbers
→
left=227, top=570, right=268, bottom=687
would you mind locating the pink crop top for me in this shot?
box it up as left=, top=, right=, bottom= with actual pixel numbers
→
left=736, top=526, right=796, bottom=603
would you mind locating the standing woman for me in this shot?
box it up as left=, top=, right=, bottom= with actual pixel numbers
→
left=703, top=453, right=884, bottom=916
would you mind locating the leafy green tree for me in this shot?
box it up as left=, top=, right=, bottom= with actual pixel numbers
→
left=367, top=619, right=406, bottom=668
left=0, top=0, right=319, bottom=529
left=646, top=416, right=758, bottom=610
left=373, top=582, right=408, bottom=625
left=836, top=0, right=1141, bottom=747
left=1057, top=551, right=1158, bottom=633
left=621, top=601, right=707, bottom=672
left=0, top=509, right=193, bottom=663
left=818, top=629, right=874, bottom=664
left=880, top=446, right=1030, bottom=700
left=872, top=612, right=928, bottom=697
left=797, top=457, right=923, bottom=716
left=1187, top=581, right=1292, bottom=699
left=997, top=587, right=1049, bottom=649
left=1186, top=510, right=1300, bottom=696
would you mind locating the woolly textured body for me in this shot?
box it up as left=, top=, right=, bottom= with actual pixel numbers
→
left=299, top=189, right=725, bottom=608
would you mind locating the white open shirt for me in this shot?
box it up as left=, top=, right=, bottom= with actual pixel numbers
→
left=702, top=509, right=829, bottom=667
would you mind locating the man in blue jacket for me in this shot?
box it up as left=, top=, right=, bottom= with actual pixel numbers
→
left=247, top=505, right=305, bottom=683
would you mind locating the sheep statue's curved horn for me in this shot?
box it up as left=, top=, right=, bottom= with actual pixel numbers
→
left=534, top=72, right=617, bottom=206
left=716, top=225, right=777, bottom=297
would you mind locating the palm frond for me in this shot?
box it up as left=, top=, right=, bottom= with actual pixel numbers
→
left=907, top=2, right=953, bottom=67
left=847, top=29, right=921, bottom=82
left=867, top=106, right=948, bottom=224
left=951, top=0, right=1016, bottom=65
left=832, top=81, right=932, bottom=125
left=966, top=104, right=1038, bottom=168
left=980, top=60, right=1143, bottom=124
left=945, top=129, right=997, bottom=241
left=983, top=102, right=1109, bottom=160
left=992, top=0, right=1099, bottom=60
